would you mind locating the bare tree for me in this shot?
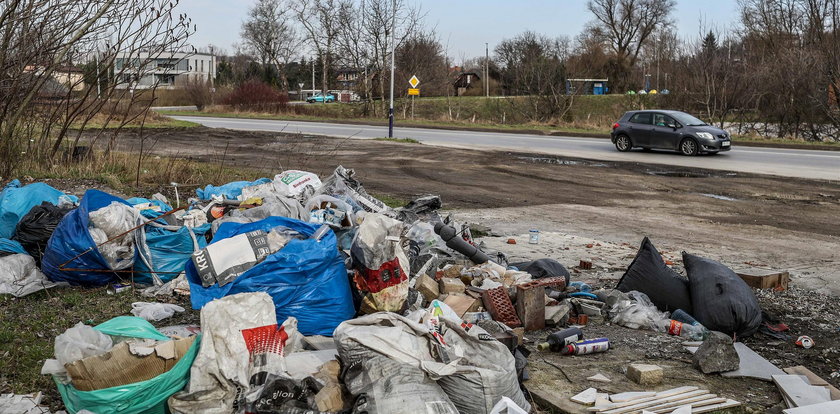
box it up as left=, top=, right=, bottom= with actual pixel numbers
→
left=585, top=0, right=676, bottom=91
left=0, top=0, right=195, bottom=176
left=241, top=0, right=300, bottom=89
left=293, top=0, right=340, bottom=102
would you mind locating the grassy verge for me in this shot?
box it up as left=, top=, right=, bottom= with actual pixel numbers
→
left=372, top=137, right=421, bottom=144
left=72, top=111, right=200, bottom=130
left=0, top=287, right=197, bottom=408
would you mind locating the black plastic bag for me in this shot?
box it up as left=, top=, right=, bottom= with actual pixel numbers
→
left=616, top=237, right=692, bottom=314
left=510, top=258, right=570, bottom=286
left=684, top=252, right=762, bottom=338
left=12, top=202, right=73, bottom=265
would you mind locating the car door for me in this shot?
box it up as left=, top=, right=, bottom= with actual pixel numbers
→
left=627, top=112, right=653, bottom=146
left=649, top=113, right=681, bottom=149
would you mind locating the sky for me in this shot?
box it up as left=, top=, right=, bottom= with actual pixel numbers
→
left=179, top=0, right=741, bottom=61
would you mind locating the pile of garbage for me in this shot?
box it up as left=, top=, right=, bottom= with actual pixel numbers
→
left=0, top=167, right=806, bottom=413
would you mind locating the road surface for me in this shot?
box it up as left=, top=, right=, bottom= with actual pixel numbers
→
left=170, top=115, right=840, bottom=181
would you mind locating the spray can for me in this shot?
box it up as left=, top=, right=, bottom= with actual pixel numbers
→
left=536, top=327, right=584, bottom=352
left=562, top=338, right=610, bottom=356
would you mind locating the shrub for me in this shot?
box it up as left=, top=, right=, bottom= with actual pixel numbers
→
left=222, top=79, right=288, bottom=112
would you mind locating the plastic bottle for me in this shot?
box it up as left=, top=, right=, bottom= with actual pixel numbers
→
left=536, top=327, right=584, bottom=352
left=653, top=319, right=707, bottom=341
left=562, top=338, right=610, bottom=355
left=671, top=309, right=700, bottom=326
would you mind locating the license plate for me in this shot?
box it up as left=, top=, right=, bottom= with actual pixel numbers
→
left=722, top=141, right=731, bottom=147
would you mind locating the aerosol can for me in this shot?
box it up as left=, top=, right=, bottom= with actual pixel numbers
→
left=562, top=338, right=610, bottom=356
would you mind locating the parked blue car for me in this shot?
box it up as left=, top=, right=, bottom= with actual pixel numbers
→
left=306, top=93, right=335, bottom=103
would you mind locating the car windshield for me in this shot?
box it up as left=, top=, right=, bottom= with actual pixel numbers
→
left=672, top=112, right=707, bottom=126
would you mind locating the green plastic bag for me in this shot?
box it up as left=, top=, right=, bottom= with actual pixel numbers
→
left=54, top=316, right=201, bottom=414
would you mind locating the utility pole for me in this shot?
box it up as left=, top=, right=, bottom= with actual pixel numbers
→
left=387, top=0, right=396, bottom=138
left=311, top=57, right=315, bottom=101
left=485, top=42, right=489, bottom=97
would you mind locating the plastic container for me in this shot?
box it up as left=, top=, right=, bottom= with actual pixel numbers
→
left=562, top=338, right=610, bottom=355
left=536, top=327, right=583, bottom=352
left=528, top=229, right=540, bottom=244
left=671, top=309, right=700, bottom=326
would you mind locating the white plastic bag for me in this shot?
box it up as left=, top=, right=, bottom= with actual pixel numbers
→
left=0, top=254, right=63, bottom=297
left=609, top=291, right=670, bottom=330
left=130, top=302, right=185, bottom=321
left=88, top=201, right=143, bottom=270
left=41, top=322, right=113, bottom=378
left=490, top=397, right=528, bottom=414
left=272, top=170, right=322, bottom=200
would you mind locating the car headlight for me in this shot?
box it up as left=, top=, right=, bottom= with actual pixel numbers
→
left=696, top=132, right=714, bottom=140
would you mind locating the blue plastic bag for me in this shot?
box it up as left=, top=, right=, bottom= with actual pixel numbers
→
left=0, top=179, right=76, bottom=239
left=186, top=216, right=354, bottom=336
left=195, top=178, right=271, bottom=200
left=134, top=224, right=210, bottom=285
left=41, top=190, right=132, bottom=286
left=55, top=316, right=200, bottom=414
left=126, top=197, right=172, bottom=221
left=0, top=238, right=27, bottom=255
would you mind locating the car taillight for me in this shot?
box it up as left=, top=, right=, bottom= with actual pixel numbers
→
left=612, top=123, right=620, bottom=130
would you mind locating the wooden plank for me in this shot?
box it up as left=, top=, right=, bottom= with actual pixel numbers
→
left=691, top=399, right=741, bottom=413
left=600, top=390, right=709, bottom=414
left=783, top=366, right=840, bottom=400
left=649, top=398, right=727, bottom=414
left=610, top=392, right=657, bottom=403
left=773, top=374, right=832, bottom=408
left=642, top=395, right=721, bottom=413
left=591, top=387, right=697, bottom=412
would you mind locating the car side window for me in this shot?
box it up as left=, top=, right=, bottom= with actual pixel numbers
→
left=629, top=113, right=652, bottom=125
left=653, top=114, right=676, bottom=127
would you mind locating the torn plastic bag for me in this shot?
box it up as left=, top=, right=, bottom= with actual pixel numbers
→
left=88, top=201, right=143, bottom=271
left=196, top=178, right=271, bottom=200
left=42, top=190, right=137, bottom=286
left=131, top=302, right=185, bottom=321
left=314, top=165, right=392, bottom=215
left=169, top=292, right=303, bottom=414
left=133, top=224, right=209, bottom=285
left=0, top=179, right=77, bottom=239
left=250, top=375, right=322, bottom=414
left=41, top=322, right=113, bottom=378
left=186, top=217, right=354, bottom=336
left=12, top=202, right=73, bottom=265
left=350, top=213, right=409, bottom=313
left=616, top=237, right=693, bottom=313
left=232, top=195, right=309, bottom=222
left=305, top=195, right=354, bottom=228
left=609, top=291, right=670, bottom=330
left=510, top=258, right=570, bottom=285
left=684, top=252, right=762, bottom=338
left=395, top=195, right=442, bottom=224
left=0, top=253, right=64, bottom=297
left=54, top=316, right=200, bottom=414
left=126, top=197, right=172, bottom=223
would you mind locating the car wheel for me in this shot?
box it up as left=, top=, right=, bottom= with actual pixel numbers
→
left=615, top=135, right=632, bottom=152
left=679, top=138, right=699, bottom=156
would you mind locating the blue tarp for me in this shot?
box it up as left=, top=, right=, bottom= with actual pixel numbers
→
left=0, top=238, right=27, bottom=255
left=195, top=178, right=271, bottom=200
left=0, top=179, right=76, bottom=239
left=186, top=216, right=354, bottom=336
left=134, top=224, right=210, bottom=285
left=41, top=190, right=132, bottom=286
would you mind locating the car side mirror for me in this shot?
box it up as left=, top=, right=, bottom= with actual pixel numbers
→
left=668, top=123, right=678, bottom=129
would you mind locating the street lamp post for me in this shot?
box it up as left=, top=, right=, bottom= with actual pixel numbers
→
left=388, top=0, right=396, bottom=138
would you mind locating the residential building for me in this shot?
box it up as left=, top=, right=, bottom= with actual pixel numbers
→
left=453, top=70, right=481, bottom=96
left=114, top=51, right=216, bottom=89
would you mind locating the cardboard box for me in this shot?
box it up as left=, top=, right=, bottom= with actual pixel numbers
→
left=439, top=277, right=466, bottom=294
left=66, top=337, right=195, bottom=391
left=443, top=294, right=480, bottom=317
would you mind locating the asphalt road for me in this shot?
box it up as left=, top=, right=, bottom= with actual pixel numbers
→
left=171, top=115, right=840, bottom=181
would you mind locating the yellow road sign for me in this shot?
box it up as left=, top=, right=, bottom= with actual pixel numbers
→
left=409, top=75, right=420, bottom=88
left=408, top=88, right=420, bottom=96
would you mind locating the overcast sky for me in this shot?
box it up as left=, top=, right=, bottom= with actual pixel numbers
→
left=179, top=0, right=741, bottom=61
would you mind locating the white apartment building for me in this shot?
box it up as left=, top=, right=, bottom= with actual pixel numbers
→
left=114, top=51, right=216, bottom=89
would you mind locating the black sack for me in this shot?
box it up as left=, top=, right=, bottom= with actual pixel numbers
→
left=12, top=202, right=73, bottom=265
left=510, top=258, right=570, bottom=286
left=616, top=237, right=692, bottom=314
left=683, top=252, right=762, bottom=338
